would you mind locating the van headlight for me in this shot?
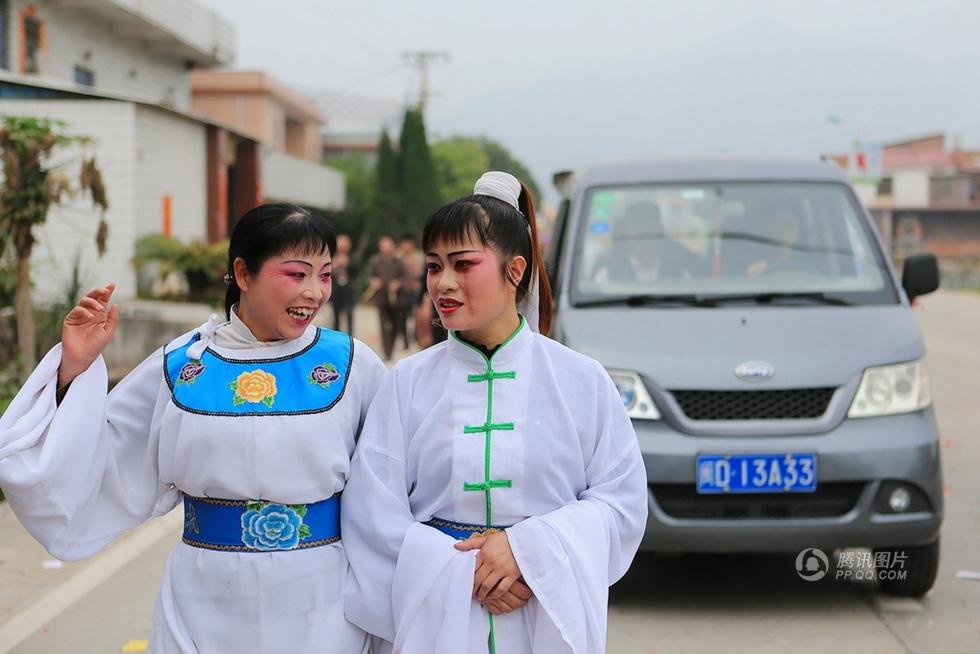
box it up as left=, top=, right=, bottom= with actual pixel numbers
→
left=848, top=359, right=931, bottom=418
left=607, top=369, right=661, bottom=420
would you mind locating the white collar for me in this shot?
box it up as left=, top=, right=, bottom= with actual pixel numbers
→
left=185, top=304, right=291, bottom=360
left=219, top=305, right=285, bottom=349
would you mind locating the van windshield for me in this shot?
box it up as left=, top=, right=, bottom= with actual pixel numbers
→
left=570, top=182, right=899, bottom=306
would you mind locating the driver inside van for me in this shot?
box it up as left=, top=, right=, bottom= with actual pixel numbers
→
left=745, top=200, right=812, bottom=277
left=592, top=202, right=706, bottom=284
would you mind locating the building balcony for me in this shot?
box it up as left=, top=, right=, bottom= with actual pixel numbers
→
left=47, top=0, right=235, bottom=66
left=262, top=148, right=345, bottom=212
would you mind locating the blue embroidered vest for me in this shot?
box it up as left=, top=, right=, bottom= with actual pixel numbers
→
left=164, top=328, right=353, bottom=417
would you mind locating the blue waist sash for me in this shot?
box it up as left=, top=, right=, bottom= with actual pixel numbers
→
left=424, top=517, right=511, bottom=541
left=182, top=493, right=341, bottom=552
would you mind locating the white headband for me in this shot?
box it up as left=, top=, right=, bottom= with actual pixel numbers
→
left=474, top=171, right=523, bottom=215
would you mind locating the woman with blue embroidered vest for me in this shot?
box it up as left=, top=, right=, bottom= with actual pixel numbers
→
left=342, top=173, right=648, bottom=653
left=0, top=204, right=386, bottom=653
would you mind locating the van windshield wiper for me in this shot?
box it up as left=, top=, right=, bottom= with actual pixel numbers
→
left=697, top=292, right=852, bottom=306
left=574, top=294, right=718, bottom=308
left=575, top=291, right=852, bottom=308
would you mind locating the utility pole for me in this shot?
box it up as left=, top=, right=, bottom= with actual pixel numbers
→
left=402, top=51, right=449, bottom=113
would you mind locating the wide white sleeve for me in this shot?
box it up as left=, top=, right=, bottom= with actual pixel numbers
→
left=351, top=339, right=388, bottom=437
left=342, top=367, right=484, bottom=653
left=0, top=343, right=176, bottom=561
left=505, top=365, right=648, bottom=654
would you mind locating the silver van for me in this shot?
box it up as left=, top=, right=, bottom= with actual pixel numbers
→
left=546, top=159, right=942, bottom=596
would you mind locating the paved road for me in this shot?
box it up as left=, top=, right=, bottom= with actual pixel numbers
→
left=5, top=293, right=980, bottom=653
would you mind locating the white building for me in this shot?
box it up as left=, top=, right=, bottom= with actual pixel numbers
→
left=0, top=97, right=212, bottom=301
left=1, top=0, right=234, bottom=109
left=0, top=1, right=344, bottom=304
left=0, top=0, right=232, bottom=303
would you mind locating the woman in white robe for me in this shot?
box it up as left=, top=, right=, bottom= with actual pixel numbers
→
left=343, top=173, right=648, bottom=653
left=0, top=204, right=385, bottom=653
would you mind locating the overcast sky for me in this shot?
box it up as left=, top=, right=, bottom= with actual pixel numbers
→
left=198, top=0, right=980, bottom=204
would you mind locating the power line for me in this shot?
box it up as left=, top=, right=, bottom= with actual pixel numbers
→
left=331, top=63, right=406, bottom=93
left=401, top=51, right=449, bottom=114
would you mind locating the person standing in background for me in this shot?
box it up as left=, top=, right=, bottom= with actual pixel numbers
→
left=368, top=235, right=405, bottom=361
left=414, top=263, right=447, bottom=349
left=397, top=234, right=422, bottom=349
left=330, top=233, right=357, bottom=336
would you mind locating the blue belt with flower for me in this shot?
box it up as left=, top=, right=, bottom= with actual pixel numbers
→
left=424, top=517, right=511, bottom=541
left=182, top=493, right=341, bottom=552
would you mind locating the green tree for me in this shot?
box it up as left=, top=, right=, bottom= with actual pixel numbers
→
left=324, top=150, right=376, bottom=244
left=0, top=117, right=108, bottom=376
left=396, top=108, right=439, bottom=234
left=431, top=137, right=490, bottom=202
left=430, top=135, right=541, bottom=204
left=478, top=136, right=541, bottom=201
left=372, top=130, right=400, bottom=238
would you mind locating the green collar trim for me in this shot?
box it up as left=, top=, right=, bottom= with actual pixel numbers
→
left=450, top=315, right=526, bottom=365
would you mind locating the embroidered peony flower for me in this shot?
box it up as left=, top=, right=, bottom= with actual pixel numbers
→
left=307, top=363, right=341, bottom=388
left=177, top=360, right=205, bottom=386
left=231, top=369, right=277, bottom=408
left=240, top=503, right=305, bottom=550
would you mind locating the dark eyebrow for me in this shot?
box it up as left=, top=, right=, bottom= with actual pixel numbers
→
left=281, top=260, right=314, bottom=268
left=427, top=249, right=480, bottom=258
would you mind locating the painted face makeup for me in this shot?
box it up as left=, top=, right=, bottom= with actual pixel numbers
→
left=425, top=237, right=521, bottom=346
left=236, top=248, right=333, bottom=341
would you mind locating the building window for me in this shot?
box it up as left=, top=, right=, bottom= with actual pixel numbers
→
left=877, top=177, right=892, bottom=196
left=934, top=177, right=953, bottom=194
left=24, top=15, right=40, bottom=73
left=20, top=5, right=44, bottom=75
left=74, top=65, right=94, bottom=87
left=0, top=0, right=9, bottom=70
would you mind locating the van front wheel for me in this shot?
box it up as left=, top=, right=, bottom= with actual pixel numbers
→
left=874, top=537, right=939, bottom=597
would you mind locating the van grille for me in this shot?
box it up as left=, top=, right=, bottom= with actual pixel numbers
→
left=670, top=388, right=835, bottom=421
left=651, top=482, right=864, bottom=520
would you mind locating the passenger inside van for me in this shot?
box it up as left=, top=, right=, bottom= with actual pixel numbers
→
left=591, top=202, right=707, bottom=284
left=745, top=200, right=811, bottom=276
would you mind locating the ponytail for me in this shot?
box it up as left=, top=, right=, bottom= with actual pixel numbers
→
left=518, top=183, right=553, bottom=336
left=224, top=273, right=241, bottom=319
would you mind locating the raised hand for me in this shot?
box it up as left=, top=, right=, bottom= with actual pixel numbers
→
left=58, top=283, right=119, bottom=387
left=454, top=530, right=525, bottom=604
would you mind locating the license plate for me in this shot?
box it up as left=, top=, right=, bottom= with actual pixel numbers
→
left=696, top=453, right=817, bottom=494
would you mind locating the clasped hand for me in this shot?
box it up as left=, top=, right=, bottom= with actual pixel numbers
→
left=454, top=530, right=532, bottom=615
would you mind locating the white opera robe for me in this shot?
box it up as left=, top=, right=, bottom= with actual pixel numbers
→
left=0, top=312, right=386, bottom=653
left=343, top=316, right=648, bottom=654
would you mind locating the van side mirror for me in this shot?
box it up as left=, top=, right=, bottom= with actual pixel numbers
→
left=901, top=253, right=939, bottom=301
